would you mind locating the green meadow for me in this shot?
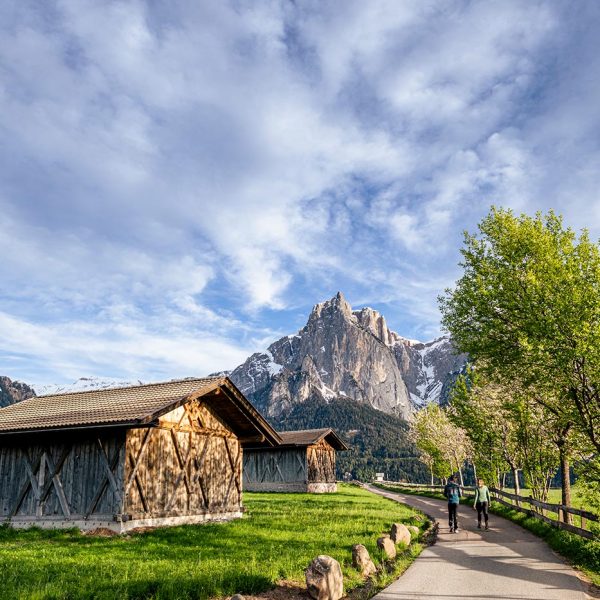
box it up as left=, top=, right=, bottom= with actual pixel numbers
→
left=0, top=484, right=424, bottom=600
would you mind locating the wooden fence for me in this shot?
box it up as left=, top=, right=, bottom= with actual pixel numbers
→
left=377, top=481, right=598, bottom=540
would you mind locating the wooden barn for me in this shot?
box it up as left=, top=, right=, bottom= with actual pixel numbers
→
left=243, top=428, right=348, bottom=493
left=0, top=377, right=280, bottom=531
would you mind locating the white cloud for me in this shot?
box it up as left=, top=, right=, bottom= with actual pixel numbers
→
left=0, top=310, right=252, bottom=383
left=1, top=0, right=600, bottom=382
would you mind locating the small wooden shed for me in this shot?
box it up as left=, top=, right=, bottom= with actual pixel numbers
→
left=0, top=377, right=280, bottom=531
left=243, top=428, right=348, bottom=493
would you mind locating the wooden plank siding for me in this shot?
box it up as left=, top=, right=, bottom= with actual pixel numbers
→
left=307, top=439, right=336, bottom=484
left=243, top=448, right=307, bottom=492
left=123, top=398, right=243, bottom=518
left=0, top=431, right=126, bottom=522
left=244, top=437, right=338, bottom=493
left=0, top=396, right=245, bottom=530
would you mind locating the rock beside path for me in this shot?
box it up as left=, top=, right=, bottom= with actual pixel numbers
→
left=352, top=544, right=377, bottom=576
left=377, top=535, right=397, bottom=559
left=305, top=555, right=344, bottom=600
left=390, top=523, right=411, bottom=546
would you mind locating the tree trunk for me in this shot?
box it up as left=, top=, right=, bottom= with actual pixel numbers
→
left=559, top=445, right=573, bottom=525
left=512, top=467, right=521, bottom=507
left=430, top=465, right=434, bottom=486
left=472, top=462, right=477, bottom=485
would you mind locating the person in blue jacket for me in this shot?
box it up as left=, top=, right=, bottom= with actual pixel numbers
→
left=443, top=474, right=462, bottom=532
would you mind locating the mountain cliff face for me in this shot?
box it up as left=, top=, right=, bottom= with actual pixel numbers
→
left=0, top=376, right=36, bottom=407
left=230, top=292, right=467, bottom=419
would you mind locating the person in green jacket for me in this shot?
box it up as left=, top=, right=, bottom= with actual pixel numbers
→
left=473, top=478, right=491, bottom=530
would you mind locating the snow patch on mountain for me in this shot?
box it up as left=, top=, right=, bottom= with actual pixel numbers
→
left=33, top=376, right=145, bottom=396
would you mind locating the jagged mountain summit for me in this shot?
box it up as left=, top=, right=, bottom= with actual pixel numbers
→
left=229, top=292, right=467, bottom=420
left=0, top=376, right=36, bottom=408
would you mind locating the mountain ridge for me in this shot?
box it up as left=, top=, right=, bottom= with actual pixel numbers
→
left=229, top=292, right=466, bottom=419
left=0, top=376, right=36, bottom=408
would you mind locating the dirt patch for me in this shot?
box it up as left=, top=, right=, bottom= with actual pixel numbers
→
left=243, top=577, right=379, bottom=600
left=244, top=580, right=307, bottom=600
left=83, top=527, right=120, bottom=537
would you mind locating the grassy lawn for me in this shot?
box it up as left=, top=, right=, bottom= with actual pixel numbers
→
left=517, top=487, right=584, bottom=509
left=0, top=484, right=425, bottom=600
left=374, top=483, right=600, bottom=587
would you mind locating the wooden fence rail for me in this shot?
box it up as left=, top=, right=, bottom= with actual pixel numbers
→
left=377, top=481, right=598, bottom=540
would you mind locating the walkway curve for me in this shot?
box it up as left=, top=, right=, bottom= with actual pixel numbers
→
left=366, top=484, right=588, bottom=600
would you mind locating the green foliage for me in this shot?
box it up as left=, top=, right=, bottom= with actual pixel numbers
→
left=448, top=370, right=511, bottom=486
left=273, top=397, right=429, bottom=482
left=410, top=404, right=471, bottom=482
left=0, top=485, right=424, bottom=599
left=439, top=207, right=600, bottom=497
left=440, top=209, right=600, bottom=444
left=449, top=371, right=559, bottom=501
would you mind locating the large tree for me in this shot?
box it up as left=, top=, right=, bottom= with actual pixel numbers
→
left=411, top=404, right=472, bottom=485
left=449, top=371, right=522, bottom=493
left=439, top=208, right=600, bottom=508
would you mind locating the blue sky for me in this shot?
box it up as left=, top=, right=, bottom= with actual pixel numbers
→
left=1, top=0, right=600, bottom=385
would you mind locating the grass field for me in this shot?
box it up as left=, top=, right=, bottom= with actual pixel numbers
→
left=0, top=484, right=424, bottom=600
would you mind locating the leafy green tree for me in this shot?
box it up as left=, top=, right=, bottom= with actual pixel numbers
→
left=449, top=370, right=521, bottom=492
left=509, top=393, right=558, bottom=502
left=440, top=208, right=600, bottom=512
left=411, top=404, right=472, bottom=484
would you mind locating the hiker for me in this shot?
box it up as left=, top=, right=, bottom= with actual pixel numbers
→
left=443, top=474, right=462, bottom=532
left=473, top=477, right=491, bottom=530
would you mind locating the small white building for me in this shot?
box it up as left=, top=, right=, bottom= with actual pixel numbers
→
left=375, top=472, right=385, bottom=482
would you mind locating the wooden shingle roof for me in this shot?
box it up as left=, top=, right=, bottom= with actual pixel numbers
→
left=0, top=377, right=281, bottom=446
left=278, top=428, right=348, bottom=450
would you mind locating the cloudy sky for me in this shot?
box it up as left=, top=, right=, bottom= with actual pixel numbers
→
left=1, top=0, right=599, bottom=385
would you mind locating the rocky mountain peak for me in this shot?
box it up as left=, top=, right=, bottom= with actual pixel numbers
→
left=308, top=291, right=354, bottom=323
left=229, top=293, right=467, bottom=419
left=0, top=376, right=36, bottom=408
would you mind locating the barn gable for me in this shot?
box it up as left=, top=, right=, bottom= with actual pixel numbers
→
left=0, top=377, right=280, bottom=531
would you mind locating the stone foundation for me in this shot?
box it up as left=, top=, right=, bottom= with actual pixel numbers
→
left=2, top=510, right=244, bottom=533
left=245, top=482, right=338, bottom=493
left=244, top=481, right=308, bottom=492
left=307, top=482, right=337, bottom=493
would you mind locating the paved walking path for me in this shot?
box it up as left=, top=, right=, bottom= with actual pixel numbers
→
left=367, top=485, right=588, bottom=600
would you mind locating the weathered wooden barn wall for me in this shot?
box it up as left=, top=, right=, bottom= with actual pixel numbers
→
left=0, top=399, right=244, bottom=530
left=244, top=437, right=339, bottom=493
left=124, top=399, right=242, bottom=521
left=306, top=439, right=337, bottom=493
left=243, top=448, right=307, bottom=492
left=0, top=431, right=126, bottom=526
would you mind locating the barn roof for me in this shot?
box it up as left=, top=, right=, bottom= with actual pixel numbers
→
left=0, top=377, right=281, bottom=446
left=278, top=428, right=348, bottom=450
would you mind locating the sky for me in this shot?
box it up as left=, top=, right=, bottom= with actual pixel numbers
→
left=1, top=0, right=600, bottom=385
